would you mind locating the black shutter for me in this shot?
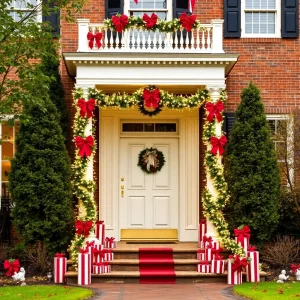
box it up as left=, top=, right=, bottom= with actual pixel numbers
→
left=281, top=0, right=299, bottom=38
left=106, top=0, right=123, bottom=18
left=224, top=0, right=241, bottom=38
left=223, top=112, right=235, bottom=138
left=42, top=3, right=60, bottom=36
left=173, top=0, right=189, bottom=18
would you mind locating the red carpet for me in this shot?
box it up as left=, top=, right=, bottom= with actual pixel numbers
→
left=139, top=248, right=176, bottom=284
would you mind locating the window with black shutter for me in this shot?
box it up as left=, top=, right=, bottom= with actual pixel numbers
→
left=281, top=0, right=299, bottom=38
left=223, top=112, right=236, bottom=139
left=173, top=0, right=189, bottom=18
left=106, top=0, right=123, bottom=18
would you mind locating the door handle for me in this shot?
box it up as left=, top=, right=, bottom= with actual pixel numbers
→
left=121, top=185, right=124, bottom=198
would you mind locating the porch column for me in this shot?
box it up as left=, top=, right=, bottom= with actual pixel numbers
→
left=205, top=85, right=226, bottom=242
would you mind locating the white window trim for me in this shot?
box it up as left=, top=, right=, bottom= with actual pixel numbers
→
left=241, top=0, right=281, bottom=38
left=9, top=0, right=42, bottom=23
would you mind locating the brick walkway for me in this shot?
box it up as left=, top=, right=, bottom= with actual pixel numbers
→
left=88, top=283, right=245, bottom=300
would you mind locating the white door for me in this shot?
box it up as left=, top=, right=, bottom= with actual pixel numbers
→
left=119, top=138, right=179, bottom=230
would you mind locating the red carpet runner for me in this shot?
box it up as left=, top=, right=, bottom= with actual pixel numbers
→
left=138, top=248, right=176, bottom=284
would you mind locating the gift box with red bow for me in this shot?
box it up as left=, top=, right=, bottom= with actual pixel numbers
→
left=54, top=253, right=67, bottom=283
left=78, top=249, right=91, bottom=285
left=103, top=262, right=111, bottom=273
left=103, top=249, right=114, bottom=261
left=234, top=225, right=251, bottom=253
left=227, top=255, right=249, bottom=285
left=4, top=259, right=20, bottom=277
left=104, top=237, right=116, bottom=249
left=93, top=262, right=104, bottom=274
left=246, top=246, right=260, bottom=282
left=200, top=235, right=213, bottom=249
left=198, top=220, right=207, bottom=248
left=95, top=220, right=105, bottom=245
left=93, top=245, right=104, bottom=264
left=84, top=241, right=96, bottom=270
left=211, top=255, right=225, bottom=274
left=197, top=249, right=205, bottom=261
left=197, top=261, right=211, bottom=273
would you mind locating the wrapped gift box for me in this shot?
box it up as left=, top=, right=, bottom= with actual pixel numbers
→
left=211, top=259, right=225, bottom=274
left=54, top=253, right=67, bottom=283
left=103, top=262, right=111, bottom=273
left=246, top=250, right=260, bottom=282
left=78, top=250, right=91, bottom=285
left=197, top=249, right=205, bottom=260
left=227, top=255, right=248, bottom=285
left=104, top=237, right=116, bottom=249
left=93, top=263, right=104, bottom=274
left=197, top=262, right=211, bottom=273
left=93, top=245, right=104, bottom=264
left=198, top=219, right=207, bottom=248
left=103, top=249, right=114, bottom=261
left=234, top=225, right=251, bottom=253
left=95, top=220, right=105, bottom=245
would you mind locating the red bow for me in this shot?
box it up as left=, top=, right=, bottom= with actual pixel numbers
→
left=202, top=235, right=213, bottom=244
left=143, top=88, right=160, bottom=109
left=93, top=249, right=105, bottom=259
left=210, top=135, right=227, bottom=156
left=205, top=101, right=224, bottom=122
left=197, top=249, right=205, bottom=254
left=87, top=32, right=102, bottom=49
left=112, top=14, right=129, bottom=32
left=229, top=255, right=249, bottom=272
left=75, top=220, right=93, bottom=237
left=179, top=12, right=196, bottom=32
left=291, top=264, right=300, bottom=274
left=96, top=220, right=104, bottom=225
left=79, top=248, right=89, bottom=254
left=86, top=241, right=95, bottom=247
left=213, top=247, right=223, bottom=254
left=77, top=98, right=96, bottom=118
left=234, top=225, right=251, bottom=244
left=214, top=254, right=224, bottom=260
left=142, top=13, right=158, bottom=29
left=4, top=259, right=20, bottom=277
left=94, top=262, right=104, bottom=266
left=105, top=237, right=115, bottom=242
left=201, top=260, right=211, bottom=266
left=247, top=245, right=257, bottom=252
left=75, top=135, right=94, bottom=158
left=55, top=253, right=65, bottom=258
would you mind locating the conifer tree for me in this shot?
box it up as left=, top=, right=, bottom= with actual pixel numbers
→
left=9, top=96, right=74, bottom=254
left=224, top=82, right=280, bottom=245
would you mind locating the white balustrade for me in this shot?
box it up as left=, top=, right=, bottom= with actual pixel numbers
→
left=78, top=19, right=224, bottom=53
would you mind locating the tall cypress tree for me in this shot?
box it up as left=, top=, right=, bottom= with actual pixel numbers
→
left=224, top=82, right=280, bottom=246
left=9, top=96, right=74, bottom=254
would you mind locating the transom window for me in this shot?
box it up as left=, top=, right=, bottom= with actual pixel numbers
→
left=242, top=0, right=280, bottom=37
left=122, top=122, right=177, bottom=133
left=9, top=0, right=40, bottom=22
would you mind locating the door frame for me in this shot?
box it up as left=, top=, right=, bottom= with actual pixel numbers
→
left=99, top=108, right=199, bottom=242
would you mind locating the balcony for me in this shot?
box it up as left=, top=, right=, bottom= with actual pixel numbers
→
left=77, top=19, right=224, bottom=54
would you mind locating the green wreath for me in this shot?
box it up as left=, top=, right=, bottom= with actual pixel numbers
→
left=138, top=100, right=162, bottom=117
left=137, top=147, right=165, bottom=174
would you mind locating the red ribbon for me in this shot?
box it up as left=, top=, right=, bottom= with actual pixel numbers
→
left=205, top=101, right=224, bottom=122
left=105, top=237, right=115, bottom=243
left=4, top=259, right=20, bottom=277
left=229, top=255, right=249, bottom=272
left=291, top=264, right=300, bottom=274
left=112, top=14, right=129, bottom=32
left=214, top=254, right=224, bottom=260
left=202, top=235, right=213, bottom=244
left=210, top=135, right=227, bottom=156
left=200, top=260, right=211, bottom=266
left=143, top=88, right=160, bottom=109
left=247, top=245, right=257, bottom=252
left=94, top=262, right=104, bottom=267
left=77, top=98, right=96, bottom=118
left=96, top=220, right=105, bottom=225
left=93, top=249, right=105, bottom=259
left=85, top=241, right=95, bottom=247
left=55, top=253, right=65, bottom=258
left=79, top=248, right=89, bottom=254
left=179, top=12, right=196, bottom=32
left=142, top=13, right=158, bottom=29
left=87, top=32, right=102, bottom=49
left=197, top=249, right=205, bottom=254
left=234, top=225, right=251, bottom=244
left=75, top=135, right=94, bottom=158
left=75, top=220, right=93, bottom=237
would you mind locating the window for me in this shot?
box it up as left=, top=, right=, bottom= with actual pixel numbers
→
left=9, top=0, right=41, bottom=22
left=241, top=0, right=280, bottom=37
left=121, top=122, right=177, bottom=133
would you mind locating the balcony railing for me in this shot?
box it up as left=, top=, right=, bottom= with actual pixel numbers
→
left=77, top=19, right=224, bottom=54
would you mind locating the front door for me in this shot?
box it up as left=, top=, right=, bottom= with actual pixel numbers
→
left=119, top=137, right=178, bottom=238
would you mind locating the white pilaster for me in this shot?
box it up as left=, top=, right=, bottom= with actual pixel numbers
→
left=211, top=20, right=224, bottom=53
left=77, top=19, right=90, bottom=52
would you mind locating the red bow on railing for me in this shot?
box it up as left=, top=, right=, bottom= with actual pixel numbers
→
left=75, top=135, right=94, bottom=158
left=142, top=13, right=158, bottom=29
left=210, top=135, right=227, bottom=156
left=234, top=225, right=251, bottom=243
left=77, top=98, right=96, bottom=118
left=205, top=101, right=224, bottom=122
left=202, top=235, right=213, bottom=244
left=86, top=241, right=95, bottom=247
left=179, top=12, right=196, bottom=32
left=229, top=255, right=249, bottom=272
left=87, top=32, right=102, bottom=49
left=291, top=264, right=300, bottom=274
left=4, top=259, right=20, bottom=277
left=55, top=253, right=65, bottom=258
left=96, top=220, right=105, bottom=225
left=75, top=220, right=93, bottom=237
left=112, top=14, right=129, bottom=32
left=105, top=237, right=115, bottom=243
left=143, top=88, right=160, bottom=109
left=247, top=245, right=257, bottom=252
left=79, top=248, right=89, bottom=254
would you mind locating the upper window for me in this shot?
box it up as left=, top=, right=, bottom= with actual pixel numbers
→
left=9, top=0, right=41, bottom=22
left=241, top=0, right=280, bottom=37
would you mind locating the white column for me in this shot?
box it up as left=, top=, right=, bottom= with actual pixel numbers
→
left=211, top=19, right=224, bottom=53
left=77, top=19, right=90, bottom=52
left=205, top=86, right=226, bottom=242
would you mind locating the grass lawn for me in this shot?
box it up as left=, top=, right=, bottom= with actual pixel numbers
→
left=234, top=282, right=300, bottom=299
left=0, top=285, right=93, bottom=300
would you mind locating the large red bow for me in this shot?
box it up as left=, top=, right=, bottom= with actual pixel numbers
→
left=112, top=14, right=129, bottom=32
left=234, top=225, right=251, bottom=244
left=4, top=259, right=20, bottom=277
left=55, top=253, right=65, bottom=258
left=229, top=255, right=249, bottom=272
left=75, top=220, right=93, bottom=237
left=142, top=13, right=158, bottom=29
left=75, top=135, right=94, bottom=158
left=179, top=12, right=196, bottom=32
left=143, top=89, right=160, bottom=109
left=210, top=135, right=227, bottom=156
left=77, top=98, right=96, bottom=118
left=291, top=264, right=300, bottom=274
left=87, top=32, right=102, bottom=49
left=205, top=101, right=224, bottom=122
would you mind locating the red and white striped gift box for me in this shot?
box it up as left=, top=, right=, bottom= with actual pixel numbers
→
left=103, top=262, right=111, bottom=273
left=95, top=220, right=105, bottom=245
left=246, top=251, right=260, bottom=282
left=104, top=237, right=116, bottom=249
left=235, top=237, right=249, bottom=253
left=197, top=262, right=211, bottom=273
left=211, top=241, right=220, bottom=251
left=103, top=249, right=114, bottom=261
left=211, top=259, right=225, bottom=274
left=205, top=248, right=213, bottom=261
left=84, top=241, right=96, bottom=270
left=78, top=251, right=91, bottom=285
left=197, top=249, right=205, bottom=260
left=200, top=235, right=213, bottom=249
left=227, top=257, right=246, bottom=285
left=54, top=253, right=67, bottom=283
left=93, top=263, right=104, bottom=274
left=234, top=225, right=251, bottom=253
left=198, top=219, right=207, bottom=248
left=93, top=245, right=104, bottom=264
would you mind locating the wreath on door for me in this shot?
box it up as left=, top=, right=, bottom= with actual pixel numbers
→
left=137, top=147, right=165, bottom=174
